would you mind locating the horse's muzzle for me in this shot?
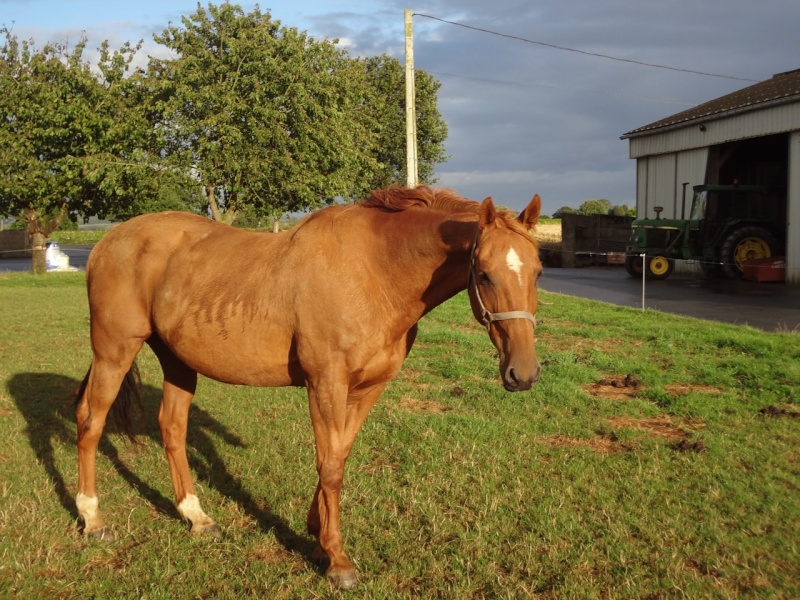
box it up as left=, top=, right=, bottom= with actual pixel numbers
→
left=502, top=361, right=541, bottom=392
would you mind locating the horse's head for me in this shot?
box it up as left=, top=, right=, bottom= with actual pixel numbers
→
left=468, top=195, right=542, bottom=391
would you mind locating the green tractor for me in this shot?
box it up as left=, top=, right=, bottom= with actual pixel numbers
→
left=625, top=184, right=785, bottom=280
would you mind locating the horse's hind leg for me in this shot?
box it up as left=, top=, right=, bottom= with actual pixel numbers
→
left=148, top=335, right=220, bottom=537
left=76, top=342, right=144, bottom=540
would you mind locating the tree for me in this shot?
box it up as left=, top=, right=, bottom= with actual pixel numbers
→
left=609, top=204, right=636, bottom=217
left=552, top=206, right=577, bottom=219
left=0, top=30, right=184, bottom=272
left=149, top=3, right=379, bottom=225
left=362, top=54, right=448, bottom=191
left=577, top=199, right=613, bottom=216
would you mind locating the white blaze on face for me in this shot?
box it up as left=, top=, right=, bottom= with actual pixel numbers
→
left=506, top=246, right=524, bottom=285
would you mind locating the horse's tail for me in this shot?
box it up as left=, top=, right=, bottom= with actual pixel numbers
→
left=74, top=361, right=143, bottom=444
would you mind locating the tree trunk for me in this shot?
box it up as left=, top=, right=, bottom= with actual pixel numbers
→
left=24, top=205, right=66, bottom=274
left=206, top=185, right=237, bottom=224
left=31, top=231, right=46, bottom=275
left=273, top=217, right=280, bottom=234
left=206, top=185, right=223, bottom=222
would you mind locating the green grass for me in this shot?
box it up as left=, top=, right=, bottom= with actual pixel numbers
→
left=0, top=272, right=798, bottom=599
left=49, top=230, right=108, bottom=245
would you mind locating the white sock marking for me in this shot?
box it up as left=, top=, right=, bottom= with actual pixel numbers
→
left=506, top=247, right=524, bottom=285
left=178, top=494, right=208, bottom=525
left=76, top=492, right=99, bottom=520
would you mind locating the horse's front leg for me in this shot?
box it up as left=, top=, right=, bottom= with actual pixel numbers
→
left=306, top=379, right=387, bottom=590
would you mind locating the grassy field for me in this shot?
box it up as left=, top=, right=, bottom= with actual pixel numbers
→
left=0, top=272, right=798, bottom=599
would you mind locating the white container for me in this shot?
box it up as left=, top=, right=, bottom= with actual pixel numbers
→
left=45, top=242, right=59, bottom=270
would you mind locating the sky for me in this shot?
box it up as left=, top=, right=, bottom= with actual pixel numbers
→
left=3, top=0, right=800, bottom=215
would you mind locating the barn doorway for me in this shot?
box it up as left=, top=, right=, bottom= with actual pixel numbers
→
left=710, top=133, right=789, bottom=236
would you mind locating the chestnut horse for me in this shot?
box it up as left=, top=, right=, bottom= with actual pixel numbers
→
left=75, top=185, right=542, bottom=589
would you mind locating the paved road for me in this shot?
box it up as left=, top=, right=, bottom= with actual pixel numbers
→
left=541, top=266, right=800, bottom=332
left=2, top=246, right=798, bottom=332
left=0, top=244, right=91, bottom=272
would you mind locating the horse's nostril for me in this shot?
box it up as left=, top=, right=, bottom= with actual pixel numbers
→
left=507, top=367, right=520, bottom=385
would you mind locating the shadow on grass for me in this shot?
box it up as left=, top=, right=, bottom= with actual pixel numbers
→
left=7, top=372, right=317, bottom=561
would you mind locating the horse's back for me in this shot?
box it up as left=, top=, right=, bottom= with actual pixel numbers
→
left=90, top=210, right=218, bottom=262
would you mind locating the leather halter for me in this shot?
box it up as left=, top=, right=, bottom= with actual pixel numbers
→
left=468, top=229, right=538, bottom=333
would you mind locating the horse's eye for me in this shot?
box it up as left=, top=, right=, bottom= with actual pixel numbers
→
left=479, top=272, right=492, bottom=286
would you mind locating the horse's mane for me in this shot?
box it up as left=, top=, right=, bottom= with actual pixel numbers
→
left=361, top=185, right=535, bottom=240
left=361, top=185, right=480, bottom=215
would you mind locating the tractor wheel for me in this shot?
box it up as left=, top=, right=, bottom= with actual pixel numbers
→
left=644, top=255, right=674, bottom=280
left=624, top=254, right=673, bottom=280
left=720, top=226, right=777, bottom=279
left=624, top=254, right=643, bottom=278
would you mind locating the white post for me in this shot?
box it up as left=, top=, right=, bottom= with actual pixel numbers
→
left=641, top=254, right=646, bottom=311
left=404, top=9, right=418, bottom=188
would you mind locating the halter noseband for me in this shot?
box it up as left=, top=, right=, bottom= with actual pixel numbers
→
left=468, top=230, right=538, bottom=333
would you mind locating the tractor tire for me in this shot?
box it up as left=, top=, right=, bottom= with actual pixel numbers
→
left=720, top=226, right=777, bottom=279
left=625, top=254, right=674, bottom=280
left=644, top=255, right=674, bottom=280
left=624, top=254, right=643, bottom=278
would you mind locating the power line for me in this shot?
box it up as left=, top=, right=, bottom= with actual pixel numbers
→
left=426, top=70, right=697, bottom=106
left=413, top=13, right=762, bottom=83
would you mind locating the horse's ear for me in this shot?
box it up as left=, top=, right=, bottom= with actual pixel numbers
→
left=518, top=194, right=541, bottom=231
left=479, top=197, right=497, bottom=229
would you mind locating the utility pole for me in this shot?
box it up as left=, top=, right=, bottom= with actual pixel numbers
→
left=404, top=9, right=418, bottom=188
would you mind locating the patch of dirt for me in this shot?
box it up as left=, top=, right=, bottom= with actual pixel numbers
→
left=665, top=383, right=723, bottom=396
left=604, top=415, right=705, bottom=442
left=584, top=376, right=723, bottom=402
left=540, top=415, right=708, bottom=455
left=545, top=375, right=716, bottom=455
left=583, top=374, right=642, bottom=400
left=397, top=397, right=451, bottom=414
left=537, top=333, right=624, bottom=355
left=669, top=439, right=709, bottom=453
left=759, top=404, right=800, bottom=418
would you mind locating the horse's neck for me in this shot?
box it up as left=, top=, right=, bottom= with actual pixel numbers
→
left=389, top=216, right=477, bottom=319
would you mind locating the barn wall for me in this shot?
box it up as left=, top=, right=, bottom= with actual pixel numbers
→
left=635, top=147, right=708, bottom=219
left=788, top=131, right=800, bottom=284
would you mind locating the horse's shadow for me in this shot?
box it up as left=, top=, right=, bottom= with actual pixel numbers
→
left=7, top=372, right=316, bottom=560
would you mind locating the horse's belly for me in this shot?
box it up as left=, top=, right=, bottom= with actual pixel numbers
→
left=171, top=335, right=299, bottom=387
left=155, top=312, right=300, bottom=387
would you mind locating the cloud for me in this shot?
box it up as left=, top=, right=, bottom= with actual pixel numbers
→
left=5, top=0, right=800, bottom=214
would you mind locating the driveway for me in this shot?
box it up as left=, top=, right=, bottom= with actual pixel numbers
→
left=541, top=266, right=800, bottom=332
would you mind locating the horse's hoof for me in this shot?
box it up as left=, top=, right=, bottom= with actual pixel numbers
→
left=87, top=527, right=115, bottom=542
left=327, top=569, right=359, bottom=591
left=195, top=523, right=223, bottom=539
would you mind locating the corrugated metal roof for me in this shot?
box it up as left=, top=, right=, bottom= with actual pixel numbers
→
left=622, top=68, right=800, bottom=139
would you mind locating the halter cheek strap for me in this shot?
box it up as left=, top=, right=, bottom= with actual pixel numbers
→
left=469, top=231, right=538, bottom=333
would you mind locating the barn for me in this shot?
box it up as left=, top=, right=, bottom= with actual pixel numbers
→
left=621, top=68, right=800, bottom=284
